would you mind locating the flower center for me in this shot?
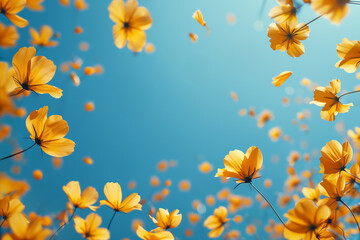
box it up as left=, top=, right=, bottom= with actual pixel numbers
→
left=35, top=138, right=41, bottom=146
left=123, top=22, right=130, bottom=28
left=21, top=82, right=29, bottom=90
left=309, top=224, right=316, bottom=231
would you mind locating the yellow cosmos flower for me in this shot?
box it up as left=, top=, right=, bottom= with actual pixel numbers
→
left=203, top=206, right=230, bottom=238
left=310, top=79, right=353, bottom=121
left=335, top=38, right=360, bottom=73
left=302, top=185, right=321, bottom=202
left=0, top=0, right=28, bottom=28
left=149, top=208, right=182, bottom=230
left=26, top=0, right=44, bottom=11
left=2, top=213, right=51, bottom=240
left=0, top=195, right=24, bottom=226
left=268, top=0, right=298, bottom=25
left=319, top=140, right=353, bottom=179
left=73, top=213, right=110, bottom=240
left=318, top=176, right=351, bottom=209
left=283, top=198, right=332, bottom=240
left=348, top=127, right=360, bottom=143
left=272, top=71, right=292, bottom=87
left=26, top=106, right=75, bottom=157
left=30, top=25, right=58, bottom=47
left=215, top=146, right=263, bottom=185
left=136, top=226, right=174, bottom=240
left=108, top=0, right=153, bottom=52
left=311, top=0, right=349, bottom=24
left=267, top=20, right=310, bottom=57
left=0, top=173, right=29, bottom=199
left=10, top=47, right=62, bottom=98
left=63, top=181, right=98, bottom=209
left=100, top=182, right=142, bottom=212
left=192, top=10, right=209, bottom=34
left=0, top=22, right=19, bottom=48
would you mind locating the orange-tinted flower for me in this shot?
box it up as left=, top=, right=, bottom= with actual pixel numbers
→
left=136, top=226, right=174, bottom=240
left=149, top=208, right=182, bottom=230
left=74, top=213, right=110, bottom=240
left=319, top=140, right=353, bottom=179
left=269, top=0, right=298, bottom=25
left=283, top=198, right=332, bottom=240
left=272, top=71, right=292, bottom=87
left=0, top=195, right=24, bottom=225
left=26, top=106, right=75, bottom=157
left=310, top=79, right=352, bottom=121
left=0, top=22, right=18, bottom=48
left=302, top=185, right=321, bottom=202
left=108, top=0, right=153, bottom=52
left=99, top=182, right=142, bottom=212
left=10, top=47, right=62, bottom=98
left=311, top=0, right=349, bottom=24
left=335, top=38, right=360, bottom=73
left=189, top=33, right=198, bottom=42
left=0, top=173, right=29, bottom=199
left=203, top=206, right=230, bottom=238
left=318, top=176, right=351, bottom=209
left=63, top=181, right=98, bottom=209
left=74, top=0, right=88, bottom=10
left=0, top=0, right=28, bottom=28
left=267, top=20, right=310, bottom=57
left=192, top=10, right=209, bottom=34
left=30, top=25, right=58, bottom=47
left=27, top=0, right=44, bottom=11
left=215, top=147, right=263, bottom=184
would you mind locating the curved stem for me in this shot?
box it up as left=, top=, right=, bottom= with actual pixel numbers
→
left=344, top=169, right=360, bottom=182
left=107, top=211, right=117, bottom=230
left=0, top=142, right=37, bottom=161
left=339, top=90, right=360, bottom=99
left=249, top=182, right=285, bottom=226
left=340, top=200, right=360, bottom=232
left=49, top=207, right=77, bottom=240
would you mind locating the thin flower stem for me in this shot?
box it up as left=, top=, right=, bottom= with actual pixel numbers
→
left=0, top=142, right=37, bottom=161
left=107, top=211, right=117, bottom=230
left=294, top=15, right=323, bottom=33
left=0, top=219, right=4, bottom=228
left=344, top=169, right=360, bottom=182
left=249, top=182, right=285, bottom=226
left=49, top=207, right=77, bottom=240
left=339, top=90, right=360, bottom=99
left=340, top=200, right=360, bottom=232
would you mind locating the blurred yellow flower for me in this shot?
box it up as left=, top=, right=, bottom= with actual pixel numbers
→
left=192, top=10, right=209, bottom=34
left=272, top=71, right=292, bottom=87
left=26, top=106, right=75, bottom=157
left=203, top=206, right=230, bottom=238
left=0, top=0, right=28, bottom=28
left=27, top=0, right=44, bottom=11
left=267, top=20, right=310, bottom=57
left=310, top=79, right=352, bottom=121
left=136, top=226, right=174, bottom=240
left=149, top=208, right=182, bottom=230
left=74, top=213, right=110, bottom=240
left=108, top=0, right=152, bottom=52
left=30, top=25, right=58, bottom=47
left=311, top=0, right=349, bottom=24
left=335, top=38, right=360, bottom=73
left=215, top=147, right=263, bottom=185
left=63, top=181, right=98, bottom=209
left=0, top=195, right=24, bottom=226
left=0, top=22, right=19, bottom=48
left=10, top=47, right=62, bottom=98
left=268, top=0, right=298, bottom=25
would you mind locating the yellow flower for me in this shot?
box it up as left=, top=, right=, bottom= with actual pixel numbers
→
left=29, top=25, right=58, bottom=47
left=0, top=0, right=28, bottom=28
left=63, top=181, right=98, bottom=209
left=335, top=38, right=360, bottom=73
left=149, top=208, right=182, bottom=230
left=26, top=106, right=75, bottom=157
left=283, top=198, right=332, bottom=240
left=203, top=206, right=230, bottom=238
left=268, top=0, right=298, bottom=25
left=2, top=213, right=51, bottom=240
left=267, top=20, right=310, bottom=57
left=100, top=182, right=142, bottom=212
left=319, top=140, right=353, bottom=179
left=215, top=146, right=263, bottom=184
left=310, top=79, right=352, bottom=121
left=0, top=22, right=19, bottom=48
left=10, top=47, right=62, bottom=98
left=136, top=226, right=174, bottom=240
left=348, top=127, right=360, bottom=143
left=302, top=185, right=321, bottom=202
left=26, top=0, right=44, bottom=11
left=0, top=173, right=29, bottom=199
left=192, top=10, right=209, bottom=34
left=73, top=213, right=110, bottom=240
left=108, top=0, right=152, bottom=52
left=311, top=0, right=349, bottom=24
left=318, top=176, right=351, bottom=209
left=0, top=195, right=24, bottom=226
left=272, top=71, right=292, bottom=87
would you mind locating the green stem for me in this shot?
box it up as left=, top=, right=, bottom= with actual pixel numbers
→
left=249, top=182, right=285, bottom=226
left=49, top=207, right=77, bottom=240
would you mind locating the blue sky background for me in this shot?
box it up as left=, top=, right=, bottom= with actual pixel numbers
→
left=1, top=0, right=360, bottom=239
